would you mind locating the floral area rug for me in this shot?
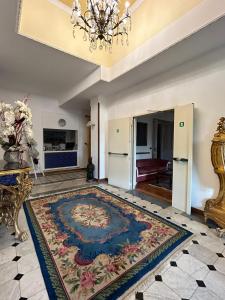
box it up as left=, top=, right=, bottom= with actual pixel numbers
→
left=24, top=186, right=192, bottom=300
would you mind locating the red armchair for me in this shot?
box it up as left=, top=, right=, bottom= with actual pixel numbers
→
left=136, top=159, right=169, bottom=183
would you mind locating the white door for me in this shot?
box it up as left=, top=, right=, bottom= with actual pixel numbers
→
left=108, top=117, right=133, bottom=190
left=172, top=103, right=194, bottom=214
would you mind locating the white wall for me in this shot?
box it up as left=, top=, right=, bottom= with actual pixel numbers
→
left=0, top=88, right=88, bottom=169
left=103, top=45, right=225, bottom=210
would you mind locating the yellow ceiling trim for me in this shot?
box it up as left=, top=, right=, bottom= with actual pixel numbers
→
left=18, top=0, right=203, bottom=67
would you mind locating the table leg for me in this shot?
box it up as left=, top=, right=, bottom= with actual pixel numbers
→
left=14, top=172, right=33, bottom=241
left=14, top=205, right=28, bottom=241
left=0, top=173, right=32, bottom=242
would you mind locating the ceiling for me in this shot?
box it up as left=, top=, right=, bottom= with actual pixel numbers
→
left=1, top=0, right=225, bottom=112
left=0, top=0, right=98, bottom=101
left=19, top=0, right=203, bottom=67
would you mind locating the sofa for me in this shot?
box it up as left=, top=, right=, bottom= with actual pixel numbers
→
left=136, top=159, right=169, bottom=183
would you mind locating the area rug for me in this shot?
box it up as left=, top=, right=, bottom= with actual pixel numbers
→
left=24, top=186, right=192, bottom=300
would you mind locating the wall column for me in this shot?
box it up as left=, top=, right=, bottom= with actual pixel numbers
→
left=90, top=97, right=108, bottom=180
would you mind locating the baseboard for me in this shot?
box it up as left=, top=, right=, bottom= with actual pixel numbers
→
left=191, top=207, right=204, bottom=216
left=44, top=168, right=86, bottom=175
left=94, top=178, right=108, bottom=183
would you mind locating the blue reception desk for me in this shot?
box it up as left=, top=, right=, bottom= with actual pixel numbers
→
left=44, top=151, right=77, bottom=169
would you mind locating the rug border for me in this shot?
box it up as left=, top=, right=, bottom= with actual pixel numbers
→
left=24, top=185, right=193, bottom=300
left=24, top=202, right=69, bottom=300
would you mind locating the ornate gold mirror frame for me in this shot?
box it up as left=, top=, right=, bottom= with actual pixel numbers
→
left=204, top=117, right=225, bottom=236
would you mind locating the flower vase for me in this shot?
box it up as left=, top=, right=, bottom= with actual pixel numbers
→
left=3, top=149, right=20, bottom=163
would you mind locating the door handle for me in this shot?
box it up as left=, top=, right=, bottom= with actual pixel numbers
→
left=180, top=158, right=188, bottom=162
left=108, top=152, right=128, bottom=156
left=173, top=157, right=179, bottom=161
left=173, top=157, right=188, bottom=162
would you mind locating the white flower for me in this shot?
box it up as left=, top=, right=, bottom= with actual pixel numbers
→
left=25, top=127, right=33, bottom=139
left=4, top=111, right=15, bottom=124
left=0, top=102, right=13, bottom=113
left=2, top=125, right=14, bottom=137
left=0, top=98, right=36, bottom=151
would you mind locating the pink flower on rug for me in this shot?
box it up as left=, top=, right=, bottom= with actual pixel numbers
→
left=55, top=232, right=67, bottom=241
left=80, top=271, right=96, bottom=289
left=148, top=236, right=159, bottom=246
left=58, top=245, right=69, bottom=256
left=41, top=223, right=52, bottom=230
left=157, top=227, right=171, bottom=235
left=123, top=244, right=139, bottom=254
left=106, top=263, right=118, bottom=273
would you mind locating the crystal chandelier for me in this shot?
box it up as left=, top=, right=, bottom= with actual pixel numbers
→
left=71, top=0, right=131, bottom=52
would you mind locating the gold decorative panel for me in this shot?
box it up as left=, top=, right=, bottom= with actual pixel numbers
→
left=204, top=117, right=225, bottom=233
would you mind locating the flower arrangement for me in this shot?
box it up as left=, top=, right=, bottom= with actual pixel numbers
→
left=0, top=98, right=38, bottom=162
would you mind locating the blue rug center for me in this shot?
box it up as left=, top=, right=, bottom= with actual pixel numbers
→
left=48, top=193, right=148, bottom=262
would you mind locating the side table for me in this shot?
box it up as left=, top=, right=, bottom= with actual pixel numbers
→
left=0, top=160, right=33, bottom=241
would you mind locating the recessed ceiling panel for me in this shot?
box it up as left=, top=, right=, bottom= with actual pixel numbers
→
left=18, top=0, right=203, bottom=67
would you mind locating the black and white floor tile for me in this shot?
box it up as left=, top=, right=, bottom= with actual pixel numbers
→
left=0, top=183, right=225, bottom=300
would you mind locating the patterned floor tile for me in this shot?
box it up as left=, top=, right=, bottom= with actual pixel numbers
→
left=20, top=268, right=46, bottom=298
left=204, top=270, right=225, bottom=299
left=144, top=281, right=180, bottom=300
left=162, top=266, right=198, bottom=298
left=191, top=287, right=222, bottom=300
left=28, top=289, right=49, bottom=300
left=0, top=246, right=17, bottom=265
left=0, top=261, right=18, bottom=286
left=0, top=280, right=20, bottom=300
left=214, top=258, right=225, bottom=275
left=0, top=183, right=225, bottom=300
left=18, top=253, right=40, bottom=274
left=187, top=244, right=218, bottom=265
left=177, top=254, right=209, bottom=280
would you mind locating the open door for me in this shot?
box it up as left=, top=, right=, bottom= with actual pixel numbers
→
left=172, top=103, right=194, bottom=214
left=108, top=117, right=133, bottom=190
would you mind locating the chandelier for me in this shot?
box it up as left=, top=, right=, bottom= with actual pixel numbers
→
left=71, top=0, right=131, bottom=52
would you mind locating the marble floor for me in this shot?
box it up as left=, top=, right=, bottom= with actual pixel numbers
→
left=32, top=170, right=86, bottom=186
left=0, top=183, right=225, bottom=300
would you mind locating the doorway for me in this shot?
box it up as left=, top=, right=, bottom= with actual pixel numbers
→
left=107, top=104, right=194, bottom=214
left=134, top=110, right=174, bottom=203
